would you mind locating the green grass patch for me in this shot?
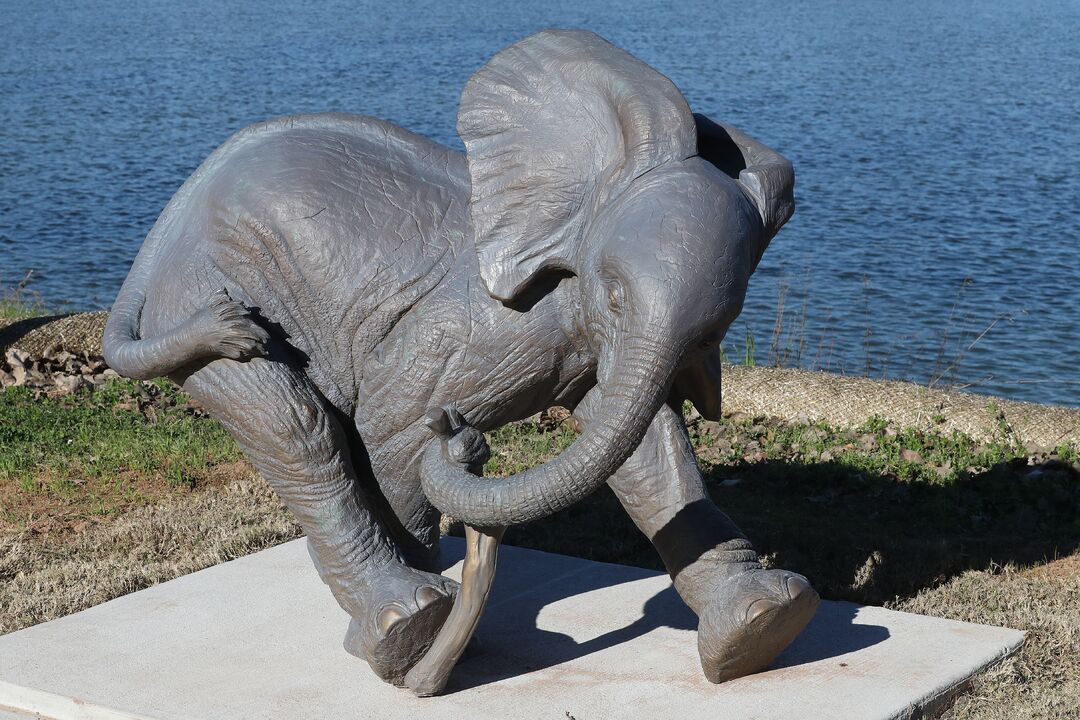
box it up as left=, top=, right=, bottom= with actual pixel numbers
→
left=0, top=379, right=244, bottom=530
left=489, top=407, right=1079, bottom=607
left=4, top=376, right=1077, bottom=609
left=485, top=421, right=577, bottom=476
left=0, top=379, right=241, bottom=486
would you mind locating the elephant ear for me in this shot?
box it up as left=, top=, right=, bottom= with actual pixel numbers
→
left=458, top=29, right=698, bottom=302
left=694, top=113, right=795, bottom=271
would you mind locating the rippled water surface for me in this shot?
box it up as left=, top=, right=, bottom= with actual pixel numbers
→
left=2, top=1, right=1078, bottom=406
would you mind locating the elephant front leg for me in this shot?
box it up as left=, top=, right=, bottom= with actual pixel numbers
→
left=573, top=391, right=819, bottom=683
left=180, top=355, right=458, bottom=686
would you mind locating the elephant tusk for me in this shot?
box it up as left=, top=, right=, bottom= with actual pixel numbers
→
left=403, top=523, right=505, bottom=696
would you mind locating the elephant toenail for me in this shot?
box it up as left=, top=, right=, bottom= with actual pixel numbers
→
left=376, top=605, right=409, bottom=634
left=415, top=585, right=444, bottom=608
left=745, top=597, right=780, bottom=623
left=785, top=575, right=811, bottom=601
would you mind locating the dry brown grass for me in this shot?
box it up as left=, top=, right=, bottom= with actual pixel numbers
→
left=0, top=475, right=300, bottom=634
left=892, top=557, right=1080, bottom=719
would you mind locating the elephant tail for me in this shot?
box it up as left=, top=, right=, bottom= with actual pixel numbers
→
left=103, top=282, right=269, bottom=381
left=104, top=207, right=269, bottom=381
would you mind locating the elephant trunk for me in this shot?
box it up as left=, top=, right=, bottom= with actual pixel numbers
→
left=420, top=335, right=679, bottom=526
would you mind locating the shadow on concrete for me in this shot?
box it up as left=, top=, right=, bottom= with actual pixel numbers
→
left=439, top=547, right=887, bottom=693
left=444, top=579, right=689, bottom=693
left=434, top=436, right=1078, bottom=691
left=770, top=601, right=889, bottom=668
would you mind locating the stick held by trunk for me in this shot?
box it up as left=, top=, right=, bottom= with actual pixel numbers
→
left=405, top=523, right=505, bottom=696
left=405, top=407, right=501, bottom=696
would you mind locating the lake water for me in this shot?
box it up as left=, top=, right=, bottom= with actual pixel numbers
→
left=2, top=0, right=1078, bottom=407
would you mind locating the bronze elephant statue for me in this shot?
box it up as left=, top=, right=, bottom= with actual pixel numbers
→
left=104, top=29, right=817, bottom=693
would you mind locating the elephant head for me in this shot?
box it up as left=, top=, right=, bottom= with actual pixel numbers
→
left=420, top=29, right=794, bottom=526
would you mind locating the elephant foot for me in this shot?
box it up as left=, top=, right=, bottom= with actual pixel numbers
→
left=697, top=569, right=819, bottom=683
left=343, top=563, right=459, bottom=686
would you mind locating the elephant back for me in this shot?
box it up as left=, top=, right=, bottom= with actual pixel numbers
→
left=202, top=113, right=470, bottom=411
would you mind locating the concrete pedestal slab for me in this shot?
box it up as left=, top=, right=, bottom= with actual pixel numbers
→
left=0, top=538, right=1023, bottom=719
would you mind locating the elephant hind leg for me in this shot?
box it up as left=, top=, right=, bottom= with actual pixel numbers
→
left=179, top=354, right=457, bottom=685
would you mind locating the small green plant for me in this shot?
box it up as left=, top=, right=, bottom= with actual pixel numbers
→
left=719, top=327, right=758, bottom=368
left=0, top=272, right=46, bottom=320
left=484, top=420, right=577, bottom=476
left=743, top=329, right=756, bottom=367
left=166, top=463, right=196, bottom=489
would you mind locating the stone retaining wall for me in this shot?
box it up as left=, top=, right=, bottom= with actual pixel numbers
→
left=721, top=364, right=1078, bottom=449
left=0, top=311, right=109, bottom=357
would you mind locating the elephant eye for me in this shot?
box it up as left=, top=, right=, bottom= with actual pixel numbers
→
left=605, top=283, right=624, bottom=314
